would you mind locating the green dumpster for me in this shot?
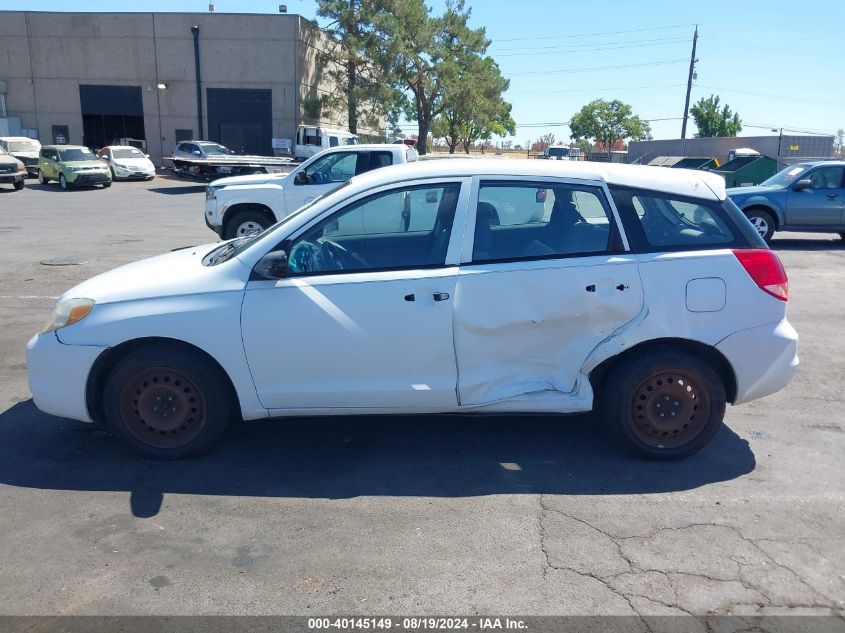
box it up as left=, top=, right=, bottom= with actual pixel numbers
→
left=713, top=156, right=777, bottom=188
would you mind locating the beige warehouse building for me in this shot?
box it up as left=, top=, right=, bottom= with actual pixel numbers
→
left=0, top=10, right=379, bottom=164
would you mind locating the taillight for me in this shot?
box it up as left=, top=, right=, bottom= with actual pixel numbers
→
left=732, top=249, right=788, bottom=301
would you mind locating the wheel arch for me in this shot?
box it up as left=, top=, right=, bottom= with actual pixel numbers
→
left=86, top=336, right=242, bottom=425
left=222, top=203, right=276, bottom=234
left=741, top=203, right=782, bottom=229
left=589, top=337, right=738, bottom=405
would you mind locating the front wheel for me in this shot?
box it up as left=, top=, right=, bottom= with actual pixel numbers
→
left=603, top=347, right=727, bottom=460
left=744, top=209, right=775, bottom=243
left=37, top=169, right=49, bottom=184
left=59, top=173, right=69, bottom=190
left=102, top=181, right=112, bottom=188
left=103, top=344, right=234, bottom=459
left=224, top=209, right=271, bottom=240
left=13, top=179, right=24, bottom=191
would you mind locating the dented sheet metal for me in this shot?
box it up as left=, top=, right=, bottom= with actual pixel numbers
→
left=453, top=258, right=644, bottom=407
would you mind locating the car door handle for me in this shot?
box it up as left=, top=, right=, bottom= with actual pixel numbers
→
left=826, top=193, right=839, bottom=199
left=404, top=293, right=415, bottom=302
left=616, top=284, right=629, bottom=291
left=585, top=284, right=596, bottom=292
left=433, top=292, right=450, bottom=301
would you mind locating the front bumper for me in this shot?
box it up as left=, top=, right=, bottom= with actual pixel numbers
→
left=204, top=198, right=224, bottom=237
left=717, top=318, right=798, bottom=405
left=26, top=332, right=106, bottom=423
left=66, top=171, right=111, bottom=185
left=113, top=166, right=155, bottom=180
left=0, top=171, right=25, bottom=183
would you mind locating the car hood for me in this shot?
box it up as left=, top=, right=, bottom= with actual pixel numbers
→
left=59, top=242, right=246, bottom=305
left=213, top=172, right=286, bottom=188
left=726, top=185, right=782, bottom=198
left=114, top=157, right=154, bottom=168
left=11, top=151, right=39, bottom=159
left=0, top=155, right=20, bottom=166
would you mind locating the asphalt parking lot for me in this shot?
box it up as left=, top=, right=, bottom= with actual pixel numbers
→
left=0, top=175, right=842, bottom=618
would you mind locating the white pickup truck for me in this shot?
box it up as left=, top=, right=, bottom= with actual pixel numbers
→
left=205, top=144, right=419, bottom=239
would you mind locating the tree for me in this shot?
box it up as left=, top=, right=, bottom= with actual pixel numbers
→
left=531, top=133, right=555, bottom=153
left=433, top=55, right=514, bottom=153
left=835, top=129, right=844, bottom=158
left=569, top=99, right=651, bottom=157
left=315, top=0, right=394, bottom=135
left=372, top=0, right=489, bottom=154
left=690, top=94, right=742, bottom=138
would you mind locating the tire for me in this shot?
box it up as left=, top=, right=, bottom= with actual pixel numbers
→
left=37, top=169, right=49, bottom=184
left=602, top=346, right=727, bottom=460
left=224, top=209, right=271, bottom=240
left=102, top=181, right=112, bottom=188
left=744, top=208, right=775, bottom=243
left=59, top=173, right=69, bottom=190
left=839, top=233, right=845, bottom=241
left=13, top=179, right=24, bottom=191
left=102, top=344, right=234, bottom=459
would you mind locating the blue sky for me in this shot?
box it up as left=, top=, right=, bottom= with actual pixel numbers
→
left=4, top=0, right=843, bottom=145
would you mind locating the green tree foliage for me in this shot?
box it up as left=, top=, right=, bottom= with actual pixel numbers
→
left=372, top=0, right=489, bottom=154
left=569, top=99, right=651, bottom=156
left=432, top=55, right=515, bottom=153
left=315, top=0, right=393, bottom=134
left=690, top=94, right=743, bottom=138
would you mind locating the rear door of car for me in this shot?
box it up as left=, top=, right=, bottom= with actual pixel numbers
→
left=452, top=176, right=644, bottom=408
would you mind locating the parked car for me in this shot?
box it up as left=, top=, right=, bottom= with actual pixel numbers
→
left=205, top=144, right=419, bottom=239
left=37, top=145, right=111, bottom=190
left=0, top=146, right=27, bottom=190
left=170, top=140, right=293, bottom=180
left=27, top=159, right=797, bottom=460
left=0, top=136, right=41, bottom=177
left=97, top=145, right=156, bottom=181
left=727, top=161, right=845, bottom=242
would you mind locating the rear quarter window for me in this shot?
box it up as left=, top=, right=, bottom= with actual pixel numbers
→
left=610, top=185, right=755, bottom=252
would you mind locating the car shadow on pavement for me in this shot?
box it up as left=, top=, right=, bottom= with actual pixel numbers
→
left=770, top=238, right=845, bottom=251
left=148, top=184, right=207, bottom=195
left=0, top=400, right=756, bottom=518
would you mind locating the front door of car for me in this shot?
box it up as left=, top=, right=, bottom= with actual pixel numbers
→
left=241, top=179, right=469, bottom=411
left=453, top=179, right=644, bottom=408
left=286, top=151, right=376, bottom=214
left=786, top=166, right=845, bottom=226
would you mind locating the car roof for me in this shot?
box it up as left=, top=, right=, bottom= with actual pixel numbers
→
left=102, top=145, right=143, bottom=150
left=0, top=136, right=40, bottom=142
left=344, top=157, right=728, bottom=200
left=42, top=145, right=88, bottom=150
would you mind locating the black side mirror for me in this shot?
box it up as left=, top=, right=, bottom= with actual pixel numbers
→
left=294, top=171, right=308, bottom=185
left=793, top=179, right=812, bottom=191
left=254, top=250, right=288, bottom=279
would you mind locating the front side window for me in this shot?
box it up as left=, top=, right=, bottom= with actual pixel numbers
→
left=611, top=186, right=737, bottom=250
left=806, top=167, right=844, bottom=190
left=472, top=182, right=614, bottom=262
left=286, top=183, right=461, bottom=275
left=300, top=152, right=358, bottom=185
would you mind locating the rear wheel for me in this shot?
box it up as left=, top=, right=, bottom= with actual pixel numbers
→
left=103, top=344, right=234, bottom=459
left=744, top=208, right=775, bottom=243
left=224, top=209, right=271, bottom=239
left=603, top=347, right=726, bottom=460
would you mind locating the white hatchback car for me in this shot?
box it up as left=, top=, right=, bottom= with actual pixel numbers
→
left=97, top=146, right=156, bottom=181
left=26, top=159, right=798, bottom=459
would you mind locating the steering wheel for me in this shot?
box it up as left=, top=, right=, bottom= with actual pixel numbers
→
left=320, top=239, right=368, bottom=270
left=288, top=241, right=324, bottom=273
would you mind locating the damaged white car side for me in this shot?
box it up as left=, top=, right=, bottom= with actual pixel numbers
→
left=27, top=159, right=797, bottom=459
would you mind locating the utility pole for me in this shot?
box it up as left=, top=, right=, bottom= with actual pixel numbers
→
left=680, top=26, right=698, bottom=139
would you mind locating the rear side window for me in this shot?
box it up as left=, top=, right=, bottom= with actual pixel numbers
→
left=610, top=186, right=750, bottom=251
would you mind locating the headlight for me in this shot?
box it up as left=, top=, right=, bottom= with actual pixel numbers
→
left=42, top=298, right=95, bottom=334
left=206, top=186, right=217, bottom=200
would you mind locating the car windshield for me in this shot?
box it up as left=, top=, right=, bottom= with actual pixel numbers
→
left=8, top=140, right=40, bottom=152
left=200, top=143, right=233, bottom=155
left=112, top=148, right=145, bottom=159
left=57, top=148, right=95, bottom=162
left=761, top=164, right=811, bottom=187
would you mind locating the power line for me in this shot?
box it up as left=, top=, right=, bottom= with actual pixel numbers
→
left=509, top=83, right=686, bottom=95
left=510, top=59, right=688, bottom=78
left=495, top=23, right=696, bottom=43
left=494, top=38, right=691, bottom=58
left=693, top=84, right=841, bottom=108
left=490, top=35, right=690, bottom=53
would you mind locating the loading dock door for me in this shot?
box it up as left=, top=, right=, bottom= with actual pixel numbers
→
left=80, top=85, right=145, bottom=150
left=207, top=88, right=272, bottom=156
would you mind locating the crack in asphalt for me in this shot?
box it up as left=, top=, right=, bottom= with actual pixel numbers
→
left=535, top=495, right=839, bottom=615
